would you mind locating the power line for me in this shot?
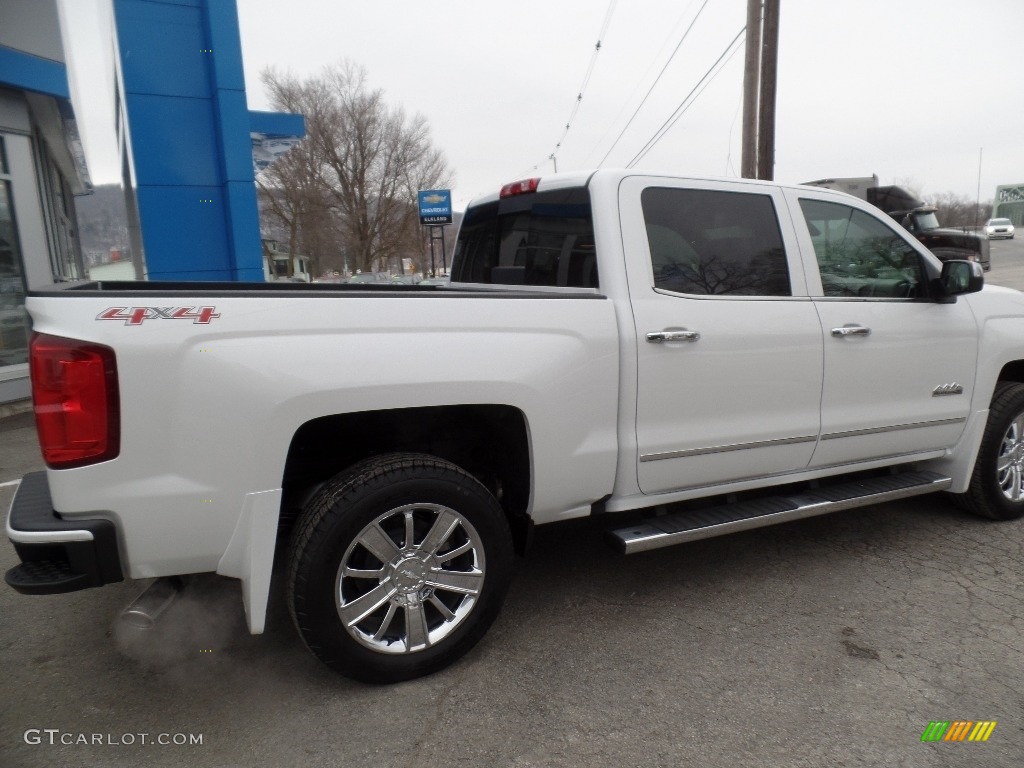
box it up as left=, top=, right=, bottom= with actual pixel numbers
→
left=626, top=26, right=746, bottom=169
left=596, top=0, right=713, bottom=168
left=627, top=28, right=745, bottom=168
left=582, top=0, right=701, bottom=167
left=547, top=0, right=619, bottom=170
left=724, top=97, right=742, bottom=177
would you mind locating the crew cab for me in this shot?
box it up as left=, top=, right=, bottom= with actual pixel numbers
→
left=7, top=170, right=1024, bottom=683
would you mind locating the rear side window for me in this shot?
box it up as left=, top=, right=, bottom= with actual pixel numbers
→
left=641, top=187, right=791, bottom=297
left=451, top=187, right=598, bottom=288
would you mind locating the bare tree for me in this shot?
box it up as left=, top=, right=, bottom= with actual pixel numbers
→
left=256, top=71, right=336, bottom=276
left=925, top=191, right=993, bottom=230
left=891, top=176, right=924, bottom=198
left=260, top=62, right=452, bottom=276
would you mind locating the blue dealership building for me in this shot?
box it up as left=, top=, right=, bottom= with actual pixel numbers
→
left=0, top=0, right=303, bottom=402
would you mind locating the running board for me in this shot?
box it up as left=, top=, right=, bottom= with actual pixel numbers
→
left=610, top=470, right=952, bottom=555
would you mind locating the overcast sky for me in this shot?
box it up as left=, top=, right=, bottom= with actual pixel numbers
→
left=60, top=0, right=1023, bottom=211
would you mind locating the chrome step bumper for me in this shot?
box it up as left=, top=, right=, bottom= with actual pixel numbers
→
left=609, top=471, right=952, bottom=555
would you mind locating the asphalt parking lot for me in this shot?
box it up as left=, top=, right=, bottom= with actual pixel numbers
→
left=986, top=234, right=1024, bottom=291
left=2, top=239, right=1023, bottom=768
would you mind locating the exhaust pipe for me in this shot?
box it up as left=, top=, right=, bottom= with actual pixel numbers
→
left=119, top=576, right=184, bottom=630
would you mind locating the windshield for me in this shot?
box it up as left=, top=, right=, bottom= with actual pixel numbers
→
left=910, top=211, right=941, bottom=232
left=989, top=219, right=1011, bottom=226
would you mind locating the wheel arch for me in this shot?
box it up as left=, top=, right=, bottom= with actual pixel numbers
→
left=278, top=405, right=532, bottom=552
left=952, top=380, right=1024, bottom=519
left=996, top=360, right=1024, bottom=385
left=925, top=365, right=1024, bottom=495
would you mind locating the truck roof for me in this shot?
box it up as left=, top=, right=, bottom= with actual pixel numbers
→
left=467, top=169, right=841, bottom=209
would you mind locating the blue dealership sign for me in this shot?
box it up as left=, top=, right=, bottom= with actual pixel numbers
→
left=418, top=189, right=453, bottom=225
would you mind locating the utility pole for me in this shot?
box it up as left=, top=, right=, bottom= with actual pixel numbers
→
left=741, top=0, right=762, bottom=179
left=757, top=0, right=780, bottom=181
left=741, top=0, right=780, bottom=180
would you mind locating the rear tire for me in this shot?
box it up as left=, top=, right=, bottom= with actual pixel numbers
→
left=955, top=382, right=1024, bottom=520
left=287, top=453, right=514, bottom=683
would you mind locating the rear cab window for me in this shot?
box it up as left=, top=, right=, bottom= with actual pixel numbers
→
left=451, top=186, right=598, bottom=288
left=641, top=187, right=792, bottom=297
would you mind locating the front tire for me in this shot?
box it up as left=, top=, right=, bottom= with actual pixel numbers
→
left=287, top=453, right=514, bottom=683
left=955, top=382, right=1024, bottom=520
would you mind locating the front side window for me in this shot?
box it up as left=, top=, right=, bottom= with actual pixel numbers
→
left=799, top=198, right=925, bottom=299
left=641, top=187, right=791, bottom=297
left=452, top=187, right=597, bottom=288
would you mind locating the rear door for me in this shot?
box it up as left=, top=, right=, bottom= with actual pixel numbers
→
left=620, top=176, right=824, bottom=494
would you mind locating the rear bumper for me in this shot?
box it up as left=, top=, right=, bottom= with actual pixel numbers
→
left=4, top=471, right=123, bottom=595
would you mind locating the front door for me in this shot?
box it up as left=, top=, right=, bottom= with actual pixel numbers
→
left=788, top=192, right=978, bottom=467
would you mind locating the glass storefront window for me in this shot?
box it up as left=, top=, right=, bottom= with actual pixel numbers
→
left=0, top=136, right=29, bottom=368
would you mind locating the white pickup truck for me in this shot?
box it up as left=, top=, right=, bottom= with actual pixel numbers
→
left=7, top=170, right=1024, bottom=683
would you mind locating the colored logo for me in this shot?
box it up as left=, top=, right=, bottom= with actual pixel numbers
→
left=921, top=721, right=996, bottom=743
left=418, top=189, right=452, bottom=225
left=97, top=306, right=221, bottom=326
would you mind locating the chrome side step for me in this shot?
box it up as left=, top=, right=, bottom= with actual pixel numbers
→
left=610, top=470, right=952, bottom=555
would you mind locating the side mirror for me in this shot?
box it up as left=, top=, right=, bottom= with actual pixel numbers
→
left=938, top=260, right=984, bottom=298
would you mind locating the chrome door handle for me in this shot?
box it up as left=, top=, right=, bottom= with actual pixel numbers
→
left=646, top=329, right=701, bottom=343
left=831, top=325, right=871, bottom=338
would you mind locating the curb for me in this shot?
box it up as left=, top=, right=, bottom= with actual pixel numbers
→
left=0, top=399, right=33, bottom=421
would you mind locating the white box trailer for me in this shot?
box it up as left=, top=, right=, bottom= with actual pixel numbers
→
left=803, top=175, right=879, bottom=200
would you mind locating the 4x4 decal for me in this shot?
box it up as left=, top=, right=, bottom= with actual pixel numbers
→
left=97, top=307, right=221, bottom=326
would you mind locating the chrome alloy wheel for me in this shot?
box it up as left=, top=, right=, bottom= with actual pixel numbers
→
left=997, top=412, right=1024, bottom=502
left=336, top=503, right=486, bottom=654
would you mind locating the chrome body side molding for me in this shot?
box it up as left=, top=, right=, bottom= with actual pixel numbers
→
left=821, top=418, right=966, bottom=441
left=640, top=434, right=818, bottom=463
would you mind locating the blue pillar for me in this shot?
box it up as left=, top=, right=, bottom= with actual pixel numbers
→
left=115, top=0, right=270, bottom=281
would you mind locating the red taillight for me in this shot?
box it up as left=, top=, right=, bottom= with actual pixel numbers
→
left=30, top=333, right=120, bottom=469
left=499, top=178, right=540, bottom=198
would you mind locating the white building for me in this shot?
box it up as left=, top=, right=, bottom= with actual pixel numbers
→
left=0, top=0, right=90, bottom=402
